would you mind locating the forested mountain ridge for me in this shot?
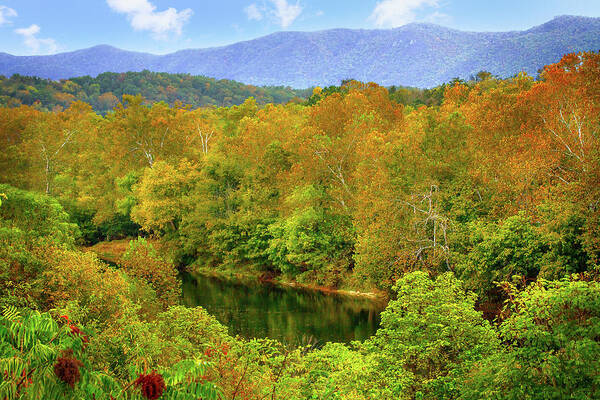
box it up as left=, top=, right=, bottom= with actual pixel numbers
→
left=1, top=15, right=599, bottom=87
left=0, top=71, right=310, bottom=113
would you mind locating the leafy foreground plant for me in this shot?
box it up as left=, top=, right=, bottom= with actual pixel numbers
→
left=0, top=307, right=222, bottom=400
left=461, top=277, right=600, bottom=400
left=365, top=271, right=500, bottom=399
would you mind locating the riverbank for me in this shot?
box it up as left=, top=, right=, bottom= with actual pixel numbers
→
left=82, top=239, right=131, bottom=264
left=193, top=265, right=389, bottom=303
left=84, top=239, right=389, bottom=303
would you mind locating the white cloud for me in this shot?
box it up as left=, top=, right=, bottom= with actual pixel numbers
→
left=106, top=0, right=153, bottom=15
left=423, top=11, right=451, bottom=25
left=0, top=5, right=17, bottom=26
left=106, top=0, right=193, bottom=38
left=316, top=10, right=324, bottom=17
left=15, top=24, right=38, bottom=36
left=270, top=0, right=302, bottom=28
left=15, top=24, right=58, bottom=54
left=370, top=0, right=439, bottom=28
left=244, top=0, right=302, bottom=28
left=245, top=4, right=263, bottom=21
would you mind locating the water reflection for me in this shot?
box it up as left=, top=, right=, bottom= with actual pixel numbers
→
left=181, top=273, right=386, bottom=344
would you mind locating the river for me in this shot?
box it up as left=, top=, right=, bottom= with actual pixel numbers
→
left=181, top=272, right=386, bottom=344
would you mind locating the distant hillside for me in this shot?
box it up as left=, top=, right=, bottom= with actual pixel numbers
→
left=0, top=15, right=599, bottom=88
left=0, top=71, right=310, bottom=113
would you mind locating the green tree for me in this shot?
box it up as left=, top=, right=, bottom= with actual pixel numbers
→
left=456, top=213, right=550, bottom=298
left=0, top=184, right=79, bottom=246
left=267, top=185, right=354, bottom=285
left=366, top=271, right=499, bottom=399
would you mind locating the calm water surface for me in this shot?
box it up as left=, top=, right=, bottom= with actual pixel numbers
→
left=181, top=273, right=386, bottom=344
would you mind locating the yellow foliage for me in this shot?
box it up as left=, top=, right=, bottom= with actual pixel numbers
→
left=41, top=248, right=130, bottom=324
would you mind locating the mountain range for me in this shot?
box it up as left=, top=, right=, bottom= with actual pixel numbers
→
left=1, top=15, right=599, bottom=88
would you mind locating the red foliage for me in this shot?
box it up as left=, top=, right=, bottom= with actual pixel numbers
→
left=204, top=343, right=229, bottom=358
left=19, top=369, right=33, bottom=388
left=69, top=324, right=90, bottom=343
left=54, top=350, right=83, bottom=388
left=135, top=370, right=166, bottom=400
left=60, top=314, right=90, bottom=343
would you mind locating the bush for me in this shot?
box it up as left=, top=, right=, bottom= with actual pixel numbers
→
left=0, top=307, right=118, bottom=399
left=282, top=342, right=384, bottom=400
left=120, top=238, right=181, bottom=308
left=0, top=307, right=222, bottom=399
left=461, top=278, right=600, bottom=400
left=40, top=248, right=130, bottom=324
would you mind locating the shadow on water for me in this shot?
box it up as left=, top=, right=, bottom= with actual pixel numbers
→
left=181, top=272, right=386, bottom=344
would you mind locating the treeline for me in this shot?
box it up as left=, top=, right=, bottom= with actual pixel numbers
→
left=0, top=70, right=312, bottom=113
left=1, top=51, right=600, bottom=398
left=307, top=72, right=500, bottom=108
left=0, top=70, right=449, bottom=116
left=306, top=79, right=446, bottom=108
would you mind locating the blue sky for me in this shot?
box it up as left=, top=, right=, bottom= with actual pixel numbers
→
left=1, top=0, right=600, bottom=55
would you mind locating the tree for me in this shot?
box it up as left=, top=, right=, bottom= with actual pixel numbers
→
left=0, top=105, right=41, bottom=189
left=267, top=185, right=355, bottom=284
left=104, top=95, right=191, bottom=171
left=131, top=160, right=201, bottom=234
left=0, top=184, right=79, bottom=246
left=366, top=272, right=499, bottom=399
left=456, top=213, right=550, bottom=298
left=521, top=52, right=600, bottom=262
left=21, top=101, right=95, bottom=195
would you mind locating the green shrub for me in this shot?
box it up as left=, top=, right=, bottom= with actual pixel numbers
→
left=461, top=278, right=600, bottom=400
